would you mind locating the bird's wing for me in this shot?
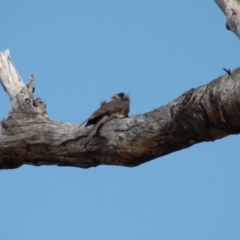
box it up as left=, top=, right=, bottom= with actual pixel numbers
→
left=83, top=100, right=130, bottom=127
left=79, top=102, right=111, bottom=127
left=85, top=101, right=116, bottom=126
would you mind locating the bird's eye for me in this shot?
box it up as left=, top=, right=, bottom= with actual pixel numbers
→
left=118, top=93, right=124, bottom=97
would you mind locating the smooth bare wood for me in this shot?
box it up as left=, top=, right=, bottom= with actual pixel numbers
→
left=215, top=0, right=240, bottom=38
left=0, top=50, right=25, bottom=100
left=1, top=50, right=240, bottom=170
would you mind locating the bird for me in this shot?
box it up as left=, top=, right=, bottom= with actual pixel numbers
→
left=82, top=92, right=130, bottom=146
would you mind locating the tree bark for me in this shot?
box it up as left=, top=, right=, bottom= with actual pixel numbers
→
left=215, top=0, right=240, bottom=38
left=0, top=50, right=240, bottom=170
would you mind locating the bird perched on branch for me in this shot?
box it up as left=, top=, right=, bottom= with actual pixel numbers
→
left=82, top=92, right=130, bottom=146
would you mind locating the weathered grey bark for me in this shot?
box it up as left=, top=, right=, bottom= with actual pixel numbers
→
left=0, top=50, right=240, bottom=170
left=215, top=0, right=240, bottom=38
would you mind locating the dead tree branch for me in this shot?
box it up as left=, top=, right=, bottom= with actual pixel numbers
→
left=215, top=0, right=240, bottom=38
left=0, top=50, right=240, bottom=170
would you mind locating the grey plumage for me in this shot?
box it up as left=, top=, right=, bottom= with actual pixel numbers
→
left=83, top=92, right=130, bottom=146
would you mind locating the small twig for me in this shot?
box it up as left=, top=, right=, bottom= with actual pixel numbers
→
left=223, top=68, right=231, bottom=75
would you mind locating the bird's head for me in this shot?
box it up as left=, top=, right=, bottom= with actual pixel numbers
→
left=111, top=92, right=130, bottom=101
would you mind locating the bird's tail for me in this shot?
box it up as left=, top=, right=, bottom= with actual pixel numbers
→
left=85, top=118, right=104, bottom=146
